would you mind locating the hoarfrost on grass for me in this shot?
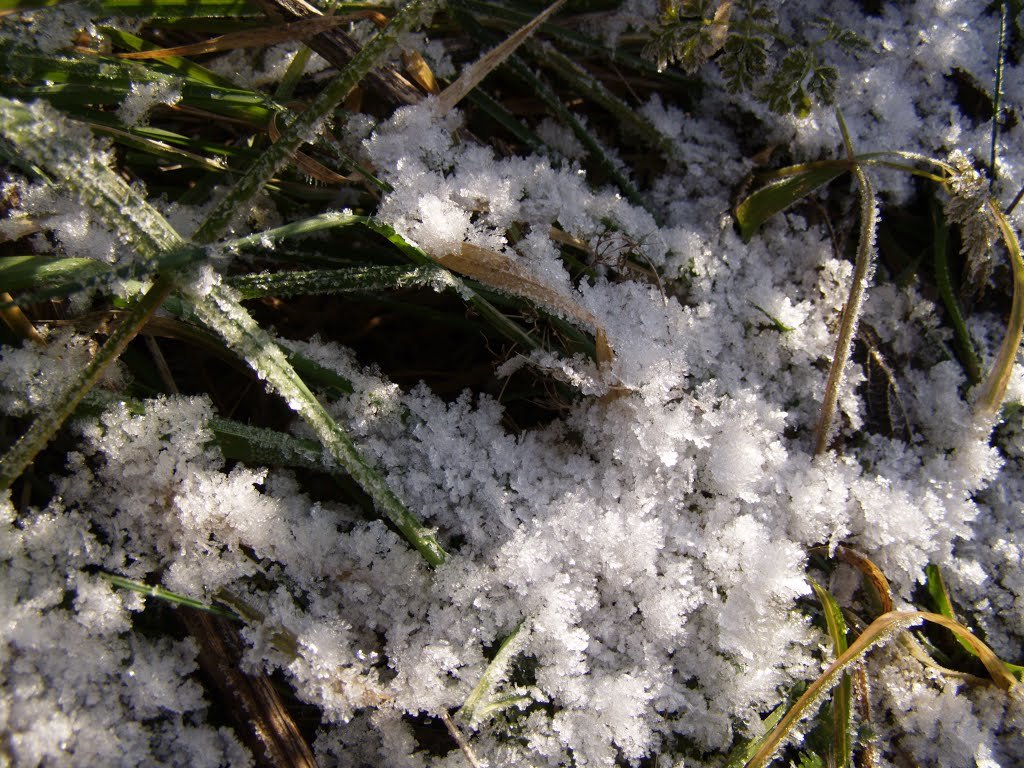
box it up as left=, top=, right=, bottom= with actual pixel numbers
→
left=3, top=0, right=1024, bottom=765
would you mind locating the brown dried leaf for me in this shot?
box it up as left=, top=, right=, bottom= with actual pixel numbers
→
left=402, top=50, right=440, bottom=95
left=115, top=14, right=383, bottom=60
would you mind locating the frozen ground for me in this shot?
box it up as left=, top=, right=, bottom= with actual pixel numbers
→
left=1, top=0, right=1023, bottom=766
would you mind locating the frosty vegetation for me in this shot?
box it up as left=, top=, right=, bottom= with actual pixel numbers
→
left=1, top=0, right=1024, bottom=766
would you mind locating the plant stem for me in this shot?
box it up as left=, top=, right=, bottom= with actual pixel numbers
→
left=814, top=113, right=877, bottom=455
left=974, top=198, right=1024, bottom=416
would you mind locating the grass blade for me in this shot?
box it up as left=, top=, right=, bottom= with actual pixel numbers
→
left=100, top=572, right=242, bottom=621
left=458, top=621, right=528, bottom=727
left=228, top=265, right=440, bottom=299
left=809, top=579, right=852, bottom=768
left=187, top=282, right=448, bottom=566
left=974, top=198, right=1024, bottom=416
left=735, top=163, right=847, bottom=242
left=925, top=564, right=1024, bottom=677
left=434, top=0, right=565, bottom=115
left=0, top=276, right=175, bottom=490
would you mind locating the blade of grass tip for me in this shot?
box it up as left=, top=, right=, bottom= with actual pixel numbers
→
left=190, top=0, right=434, bottom=246
left=734, top=164, right=848, bottom=242
left=186, top=282, right=448, bottom=566
left=745, top=610, right=1018, bottom=768
left=974, top=197, right=1024, bottom=417
left=448, top=6, right=655, bottom=221
left=724, top=705, right=789, bottom=768
left=434, top=0, right=565, bottom=115
left=833, top=545, right=893, bottom=615
left=458, top=621, right=527, bottom=727
left=361, top=219, right=545, bottom=352
left=809, top=579, right=852, bottom=768
left=814, top=110, right=877, bottom=455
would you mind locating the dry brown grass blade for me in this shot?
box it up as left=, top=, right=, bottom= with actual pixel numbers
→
left=0, top=292, right=44, bottom=344
left=834, top=545, right=893, bottom=614
left=745, top=610, right=1018, bottom=768
left=438, top=242, right=615, bottom=364
left=179, top=607, right=319, bottom=768
left=402, top=50, right=441, bottom=95
left=115, top=14, right=384, bottom=60
left=433, top=0, right=566, bottom=115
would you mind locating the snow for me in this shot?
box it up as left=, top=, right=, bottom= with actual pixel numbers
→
left=2, top=0, right=1024, bottom=765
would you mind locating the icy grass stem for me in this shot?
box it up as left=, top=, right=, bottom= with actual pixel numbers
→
left=0, top=275, right=175, bottom=490
left=973, top=197, right=1024, bottom=416
left=813, top=112, right=876, bottom=455
left=191, top=0, right=433, bottom=245
left=188, top=283, right=448, bottom=566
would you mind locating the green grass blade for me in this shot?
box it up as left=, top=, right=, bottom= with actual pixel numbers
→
left=191, top=0, right=435, bottom=245
left=809, top=579, right=852, bottom=768
left=228, top=265, right=441, bottom=299
left=208, top=417, right=330, bottom=471
left=187, top=283, right=447, bottom=566
left=928, top=198, right=982, bottom=384
left=458, top=621, right=527, bottom=727
left=225, top=209, right=367, bottom=251
left=0, top=255, right=109, bottom=294
left=925, top=564, right=1024, bottom=677
left=735, top=164, right=848, bottom=242
left=100, top=572, right=243, bottom=621
left=98, top=27, right=239, bottom=88
left=0, top=98, right=183, bottom=259
left=529, top=41, right=675, bottom=158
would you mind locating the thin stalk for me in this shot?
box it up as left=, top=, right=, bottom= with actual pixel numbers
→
left=0, top=276, right=175, bottom=490
left=100, top=572, right=242, bottom=621
left=814, top=114, right=877, bottom=455
left=991, top=0, right=1008, bottom=190
left=974, top=198, right=1024, bottom=416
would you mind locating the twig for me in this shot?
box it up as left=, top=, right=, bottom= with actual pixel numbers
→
left=440, top=711, right=485, bottom=768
